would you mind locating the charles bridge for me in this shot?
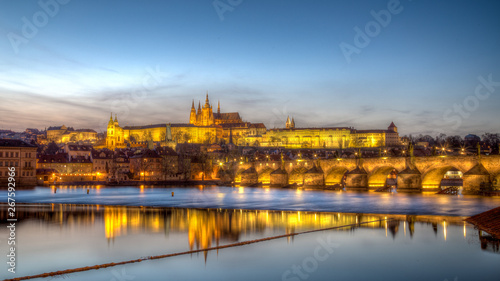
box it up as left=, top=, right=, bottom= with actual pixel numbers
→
left=228, top=155, right=500, bottom=194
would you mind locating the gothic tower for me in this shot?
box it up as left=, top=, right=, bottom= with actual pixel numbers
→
left=189, top=100, right=197, bottom=124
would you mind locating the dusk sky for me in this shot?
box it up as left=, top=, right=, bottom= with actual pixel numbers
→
left=1, top=0, right=499, bottom=137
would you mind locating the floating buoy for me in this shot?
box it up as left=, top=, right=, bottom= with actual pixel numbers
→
left=87, top=188, right=89, bottom=194
left=172, top=192, right=174, bottom=197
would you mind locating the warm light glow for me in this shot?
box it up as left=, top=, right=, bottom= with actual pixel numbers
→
left=443, top=221, right=447, bottom=241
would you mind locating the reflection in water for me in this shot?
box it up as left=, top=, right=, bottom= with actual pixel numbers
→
left=1, top=203, right=490, bottom=254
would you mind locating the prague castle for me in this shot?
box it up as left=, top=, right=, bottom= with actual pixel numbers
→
left=102, top=94, right=400, bottom=150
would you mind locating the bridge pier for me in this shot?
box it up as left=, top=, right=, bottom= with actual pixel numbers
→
left=270, top=168, right=288, bottom=187
left=345, top=167, right=368, bottom=190
left=397, top=167, right=422, bottom=192
left=462, top=163, right=491, bottom=194
left=240, top=166, right=258, bottom=186
left=303, top=165, right=324, bottom=187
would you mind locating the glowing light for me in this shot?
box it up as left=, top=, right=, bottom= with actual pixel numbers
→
left=443, top=221, right=447, bottom=241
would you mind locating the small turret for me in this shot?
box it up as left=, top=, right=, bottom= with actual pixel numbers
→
left=114, top=114, right=118, bottom=124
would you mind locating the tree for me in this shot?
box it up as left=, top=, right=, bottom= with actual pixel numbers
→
left=445, top=135, right=463, bottom=149
left=204, top=132, right=215, bottom=144
left=160, top=155, right=177, bottom=180
left=182, top=132, right=192, bottom=143
left=145, top=130, right=154, bottom=142
left=172, top=131, right=183, bottom=143
left=482, top=133, right=500, bottom=154
left=46, top=142, right=59, bottom=155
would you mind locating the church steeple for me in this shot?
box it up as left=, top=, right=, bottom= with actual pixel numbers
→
left=291, top=117, right=295, bottom=129
left=217, top=100, right=220, bottom=114
left=108, top=112, right=114, bottom=125
left=205, top=92, right=210, bottom=107
left=114, top=114, right=118, bottom=123
left=286, top=116, right=291, bottom=129
left=189, top=100, right=197, bottom=124
left=197, top=101, right=201, bottom=114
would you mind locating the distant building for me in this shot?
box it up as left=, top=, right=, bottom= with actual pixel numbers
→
left=102, top=94, right=400, bottom=150
left=0, top=139, right=37, bottom=186
left=46, top=125, right=97, bottom=143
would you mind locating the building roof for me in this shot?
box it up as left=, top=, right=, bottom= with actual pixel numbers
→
left=66, top=144, right=92, bottom=151
left=466, top=207, right=500, bottom=238
left=213, top=112, right=241, bottom=121
left=91, top=149, right=114, bottom=159
left=38, top=153, right=69, bottom=163
left=249, top=123, right=267, bottom=129
left=69, top=156, right=92, bottom=163
left=388, top=122, right=397, bottom=128
left=0, top=139, right=36, bottom=147
left=355, top=130, right=394, bottom=134
left=76, top=129, right=97, bottom=133
left=123, top=124, right=166, bottom=130
left=269, top=127, right=351, bottom=132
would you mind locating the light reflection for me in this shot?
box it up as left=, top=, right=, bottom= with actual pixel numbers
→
left=443, top=221, right=447, bottom=241
left=3, top=205, right=478, bottom=253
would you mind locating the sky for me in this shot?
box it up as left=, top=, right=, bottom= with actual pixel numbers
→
left=0, top=0, right=499, bottom=137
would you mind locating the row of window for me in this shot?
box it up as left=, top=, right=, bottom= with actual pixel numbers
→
left=0, top=151, right=34, bottom=158
left=0, top=152, right=18, bottom=158
left=0, top=161, right=19, bottom=167
left=1, top=170, right=33, bottom=177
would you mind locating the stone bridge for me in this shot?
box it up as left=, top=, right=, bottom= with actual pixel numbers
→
left=228, top=155, right=500, bottom=194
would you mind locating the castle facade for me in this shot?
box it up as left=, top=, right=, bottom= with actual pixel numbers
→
left=103, top=94, right=400, bottom=150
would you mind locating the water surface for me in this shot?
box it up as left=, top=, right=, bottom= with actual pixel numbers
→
left=0, top=204, right=499, bottom=281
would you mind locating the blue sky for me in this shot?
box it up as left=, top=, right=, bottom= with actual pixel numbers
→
left=0, top=0, right=499, bottom=137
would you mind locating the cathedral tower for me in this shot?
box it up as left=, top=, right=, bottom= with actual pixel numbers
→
left=189, top=100, right=197, bottom=124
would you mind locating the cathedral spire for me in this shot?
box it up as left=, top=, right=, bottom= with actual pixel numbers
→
left=108, top=112, right=114, bottom=125
left=217, top=100, right=220, bottom=114
left=191, top=99, right=195, bottom=109
left=114, top=114, right=118, bottom=123
left=205, top=91, right=210, bottom=106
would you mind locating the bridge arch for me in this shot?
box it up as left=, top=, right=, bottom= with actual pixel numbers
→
left=422, top=165, right=463, bottom=190
left=368, top=166, right=399, bottom=188
left=325, top=167, right=348, bottom=186
left=234, top=168, right=247, bottom=183
left=289, top=166, right=308, bottom=184
left=258, top=167, right=275, bottom=184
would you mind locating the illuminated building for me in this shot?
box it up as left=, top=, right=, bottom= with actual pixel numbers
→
left=46, top=125, right=97, bottom=143
left=103, top=95, right=400, bottom=150
left=0, top=139, right=37, bottom=186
